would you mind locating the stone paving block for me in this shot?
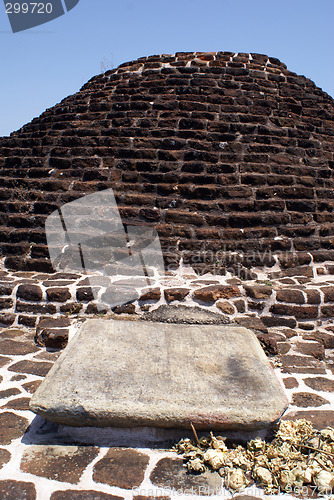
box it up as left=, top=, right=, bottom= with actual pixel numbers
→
left=51, top=492, right=124, bottom=500
left=34, top=351, right=61, bottom=361
left=232, top=496, right=264, bottom=500
left=291, top=392, right=330, bottom=407
left=0, top=328, right=24, bottom=339
left=10, top=374, right=26, bottom=381
left=22, top=380, right=41, bottom=394
left=93, top=449, right=149, bottom=489
left=0, top=339, right=39, bottom=355
left=46, top=287, right=71, bottom=302
left=2, top=397, right=31, bottom=410
left=281, top=363, right=328, bottom=374
left=0, top=448, right=11, bottom=469
left=303, top=376, right=334, bottom=392
left=20, top=445, right=99, bottom=484
left=30, top=319, right=288, bottom=429
left=283, top=410, right=334, bottom=429
left=0, top=328, right=26, bottom=339
left=0, top=412, right=29, bottom=445
left=0, top=388, right=21, bottom=398
left=133, top=496, right=170, bottom=500
left=283, top=377, right=298, bottom=389
left=18, top=315, right=37, bottom=327
left=8, top=360, right=53, bottom=377
left=0, top=480, right=36, bottom=499
left=150, top=457, right=222, bottom=495
left=0, top=356, right=13, bottom=368
left=294, top=341, right=325, bottom=360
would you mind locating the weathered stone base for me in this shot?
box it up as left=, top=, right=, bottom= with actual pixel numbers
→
left=1, top=259, right=334, bottom=352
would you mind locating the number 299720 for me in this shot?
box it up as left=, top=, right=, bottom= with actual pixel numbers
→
left=5, top=3, right=53, bottom=14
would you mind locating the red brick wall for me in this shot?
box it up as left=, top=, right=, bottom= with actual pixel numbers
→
left=0, top=52, right=333, bottom=275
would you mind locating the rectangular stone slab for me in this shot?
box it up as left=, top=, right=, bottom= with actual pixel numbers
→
left=30, top=319, right=288, bottom=430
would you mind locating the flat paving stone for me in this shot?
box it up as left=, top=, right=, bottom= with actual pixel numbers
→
left=0, top=339, right=39, bottom=355
left=303, top=376, right=334, bottom=392
left=0, top=355, right=12, bottom=368
left=150, top=457, right=222, bottom=495
left=8, top=360, right=53, bottom=377
left=51, top=492, right=124, bottom=500
left=0, top=480, right=36, bottom=499
left=93, top=448, right=149, bottom=489
left=22, top=380, right=42, bottom=394
left=0, top=448, right=11, bottom=469
left=0, top=388, right=21, bottom=398
left=30, top=319, right=288, bottom=429
left=291, top=392, right=330, bottom=407
left=10, top=374, right=26, bottom=381
left=133, top=496, right=170, bottom=500
left=0, top=412, right=29, bottom=445
left=0, top=328, right=24, bottom=339
left=283, top=410, right=334, bottom=429
left=233, top=497, right=263, bottom=500
left=2, top=397, right=31, bottom=410
left=20, top=445, right=99, bottom=483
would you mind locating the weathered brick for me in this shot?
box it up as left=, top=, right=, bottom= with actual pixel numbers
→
left=46, top=288, right=71, bottom=303
left=244, top=285, right=272, bottom=299
left=270, top=303, right=318, bottom=319
left=17, top=285, right=42, bottom=302
left=0, top=285, right=13, bottom=296
left=164, top=288, right=190, bottom=303
left=16, top=302, right=56, bottom=315
left=0, top=298, right=13, bottom=310
left=321, top=305, right=334, bottom=317
left=76, top=287, right=96, bottom=302
left=276, top=289, right=305, bottom=304
left=294, top=341, right=325, bottom=360
left=321, top=286, right=334, bottom=302
left=306, top=289, right=321, bottom=304
left=216, top=300, right=235, bottom=315
left=35, top=328, right=68, bottom=349
left=139, top=288, right=161, bottom=301
left=261, top=316, right=297, bottom=328
left=193, top=285, right=240, bottom=303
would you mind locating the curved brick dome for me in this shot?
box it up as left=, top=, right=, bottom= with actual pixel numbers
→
left=0, top=51, right=334, bottom=276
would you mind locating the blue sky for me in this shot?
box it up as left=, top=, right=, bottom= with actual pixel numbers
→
left=0, top=0, right=333, bottom=137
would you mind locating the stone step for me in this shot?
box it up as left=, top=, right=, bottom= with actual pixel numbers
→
left=30, top=319, right=288, bottom=430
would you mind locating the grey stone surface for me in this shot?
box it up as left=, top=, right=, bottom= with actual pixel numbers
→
left=30, top=319, right=288, bottom=429
left=143, top=304, right=230, bottom=324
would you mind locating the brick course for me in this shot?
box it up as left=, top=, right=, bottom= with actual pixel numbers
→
left=0, top=52, right=333, bottom=275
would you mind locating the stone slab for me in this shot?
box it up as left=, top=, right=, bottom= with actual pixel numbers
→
left=30, top=319, right=288, bottom=430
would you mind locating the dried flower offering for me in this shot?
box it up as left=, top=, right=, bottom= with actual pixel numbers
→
left=173, top=420, right=334, bottom=494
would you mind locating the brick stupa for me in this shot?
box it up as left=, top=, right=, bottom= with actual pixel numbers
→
left=0, top=52, right=333, bottom=276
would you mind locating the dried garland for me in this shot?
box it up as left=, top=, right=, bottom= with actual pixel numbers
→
left=173, top=420, right=334, bottom=495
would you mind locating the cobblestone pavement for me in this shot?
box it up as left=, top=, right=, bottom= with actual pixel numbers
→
left=1, top=324, right=334, bottom=499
